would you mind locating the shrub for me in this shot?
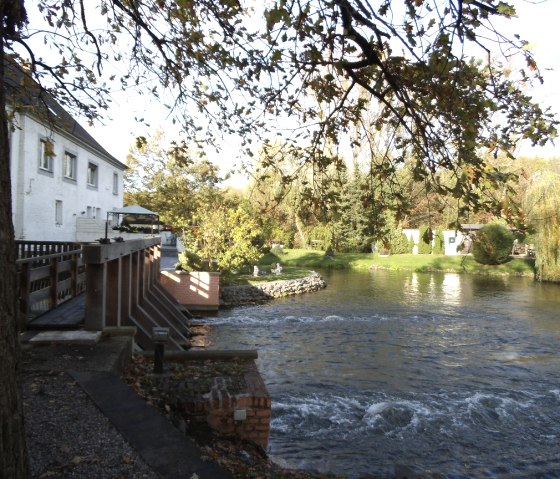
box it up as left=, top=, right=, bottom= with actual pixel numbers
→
left=472, top=223, right=514, bottom=265
left=408, top=235, right=415, bottom=254
left=418, top=225, right=433, bottom=254
left=391, top=232, right=410, bottom=254
left=433, top=228, right=445, bottom=255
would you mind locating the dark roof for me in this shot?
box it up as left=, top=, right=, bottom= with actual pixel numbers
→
left=4, top=58, right=126, bottom=169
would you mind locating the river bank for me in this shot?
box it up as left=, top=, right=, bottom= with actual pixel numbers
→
left=251, top=249, right=536, bottom=277
left=221, top=272, right=327, bottom=307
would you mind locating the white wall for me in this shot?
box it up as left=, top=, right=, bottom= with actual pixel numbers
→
left=442, top=230, right=467, bottom=256
left=10, top=112, right=125, bottom=242
left=403, top=228, right=420, bottom=254
left=402, top=228, right=469, bottom=255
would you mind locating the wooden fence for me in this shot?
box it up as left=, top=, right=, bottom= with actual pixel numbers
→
left=16, top=241, right=85, bottom=326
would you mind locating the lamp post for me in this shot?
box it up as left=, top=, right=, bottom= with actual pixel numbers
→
left=152, top=327, right=170, bottom=374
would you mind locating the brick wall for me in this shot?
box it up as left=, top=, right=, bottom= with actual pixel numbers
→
left=181, top=361, right=271, bottom=448
left=160, top=271, right=220, bottom=311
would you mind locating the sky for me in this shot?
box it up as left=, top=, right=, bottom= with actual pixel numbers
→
left=79, top=0, right=560, bottom=183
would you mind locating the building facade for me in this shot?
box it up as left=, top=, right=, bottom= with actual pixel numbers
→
left=7, top=61, right=127, bottom=242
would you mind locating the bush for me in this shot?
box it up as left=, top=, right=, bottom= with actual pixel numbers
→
left=418, top=225, right=433, bottom=254
left=408, top=235, right=415, bottom=254
left=433, top=228, right=445, bottom=255
left=472, top=224, right=514, bottom=265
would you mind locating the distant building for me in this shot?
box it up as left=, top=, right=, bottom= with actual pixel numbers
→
left=403, top=226, right=478, bottom=256
left=6, top=59, right=126, bottom=242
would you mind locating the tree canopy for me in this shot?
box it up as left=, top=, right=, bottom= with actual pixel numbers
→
left=5, top=0, right=558, bottom=227
left=2, top=2, right=559, bottom=474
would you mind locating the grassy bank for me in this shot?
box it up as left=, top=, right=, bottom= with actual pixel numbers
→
left=235, top=249, right=535, bottom=281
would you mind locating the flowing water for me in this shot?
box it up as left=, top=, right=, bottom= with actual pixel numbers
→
left=198, top=269, right=560, bottom=478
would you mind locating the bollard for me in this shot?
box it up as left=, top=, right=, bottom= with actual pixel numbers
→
left=152, top=327, right=170, bottom=374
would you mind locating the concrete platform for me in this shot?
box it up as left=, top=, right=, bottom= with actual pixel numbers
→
left=29, top=330, right=102, bottom=344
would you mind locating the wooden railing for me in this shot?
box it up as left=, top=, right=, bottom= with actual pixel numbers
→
left=16, top=241, right=85, bottom=325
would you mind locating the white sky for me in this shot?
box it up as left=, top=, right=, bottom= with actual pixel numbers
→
left=80, top=0, right=559, bottom=183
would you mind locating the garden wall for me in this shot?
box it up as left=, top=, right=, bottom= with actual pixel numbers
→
left=160, top=271, right=221, bottom=311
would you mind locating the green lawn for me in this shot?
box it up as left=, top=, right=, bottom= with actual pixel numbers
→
left=224, top=249, right=535, bottom=285
left=246, top=248, right=535, bottom=278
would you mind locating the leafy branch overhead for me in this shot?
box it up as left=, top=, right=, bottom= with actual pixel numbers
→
left=6, top=0, right=559, bottom=228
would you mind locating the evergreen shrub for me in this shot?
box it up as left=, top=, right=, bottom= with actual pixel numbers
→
left=472, top=223, right=514, bottom=265
left=418, top=225, right=433, bottom=254
left=433, top=228, right=445, bottom=255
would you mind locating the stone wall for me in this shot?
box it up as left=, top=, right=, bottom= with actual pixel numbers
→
left=220, top=272, right=327, bottom=307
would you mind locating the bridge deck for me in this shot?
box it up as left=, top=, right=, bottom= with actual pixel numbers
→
left=28, top=294, right=85, bottom=329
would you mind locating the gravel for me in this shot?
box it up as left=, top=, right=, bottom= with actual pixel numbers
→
left=21, top=340, right=159, bottom=479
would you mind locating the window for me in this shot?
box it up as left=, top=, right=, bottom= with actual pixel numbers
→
left=55, top=200, right=63, bottom=225
left=87, top=162, right=98, bottom=187
left=39, top=138, right=54, bottom=171
left=113, top=172, right=119, bottom=195
left=63, top=151, right=76, bottom=179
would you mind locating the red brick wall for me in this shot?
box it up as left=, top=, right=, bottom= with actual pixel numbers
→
left=160, top=271, right=220, bottom=310
left=181, top=361, right=271, bottom=448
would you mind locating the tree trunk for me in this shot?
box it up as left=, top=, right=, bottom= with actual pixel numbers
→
left=294, top=212, right=307, bottom=248
left=0, top=4, right=29, bottom=475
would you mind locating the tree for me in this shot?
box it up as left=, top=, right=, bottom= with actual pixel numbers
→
left=472, top=223, right=514, bottom=265
left=1, top=2, right=29, bottom=477
left=2, top=0, right=559, bottom=471
left=524, top=172, right=560, bottom=281
left=190, top=206, right=263, bottom=273
left=124, top=130, right=223, bottom=229
left=433, top=228, right=445, bottom=255
left=261, top=0, right=557, bottom=229
left=418, top=225, right=433, bottom=254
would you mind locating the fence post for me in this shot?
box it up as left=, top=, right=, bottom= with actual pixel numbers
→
left=19, top=262, right=30, bottom=330
left=49, top=257, right=58, bottom=309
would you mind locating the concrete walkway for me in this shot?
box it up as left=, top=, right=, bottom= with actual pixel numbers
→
left=71, top=370, right=233, bottom=479
left=22, top=336, right=233, bottom=479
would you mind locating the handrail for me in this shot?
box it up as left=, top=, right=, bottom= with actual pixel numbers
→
left=16, top=243, right=85, bottom=327
left=16, top=248, right=82, bottom=264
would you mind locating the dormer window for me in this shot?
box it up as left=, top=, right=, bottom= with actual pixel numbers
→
left=39, top=138, right=54, bottom=171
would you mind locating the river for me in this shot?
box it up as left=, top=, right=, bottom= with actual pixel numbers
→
left=198, top=269, right=560, bottom=478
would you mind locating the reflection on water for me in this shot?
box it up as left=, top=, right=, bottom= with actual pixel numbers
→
left=202, top=269, right=560, bottom=478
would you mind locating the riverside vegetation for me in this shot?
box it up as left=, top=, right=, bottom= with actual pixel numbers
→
left=225, top=249, right=536, bottom=286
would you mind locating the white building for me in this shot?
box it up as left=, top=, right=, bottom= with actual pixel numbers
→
left=6, top=60, right=127, bottom=242
left=403, top=227, right=470, bottom=256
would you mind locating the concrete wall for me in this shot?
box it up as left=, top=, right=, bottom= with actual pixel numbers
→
left=160, top=271, right=221, bottom=311
left=442, top=230, right=468, bottom=256
left=10, top=112, right=125, bottom=242
left=402, top=228, right=468, bottom=255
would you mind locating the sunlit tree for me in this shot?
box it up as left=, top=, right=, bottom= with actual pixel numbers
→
left=525, top=172, right=560, bottom=281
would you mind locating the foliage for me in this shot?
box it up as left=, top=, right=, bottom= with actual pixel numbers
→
left=176, top=250, right=204, bottom=272
left=418, top=225, right=433, bottom=254
left=407, top=234, right=415, bottom=254
left=125, top=130, right=223, bottom=228
left=472, top=224, right=514, bottom=265
left=3, top=0, right=559, bottom=474
left=433, top=228, right=445, bottom=255
left=524, top=172, right=560, bottom=281
left=189, top=206, right=263, bottom=273
left=256, top=249, right=535, bottom=277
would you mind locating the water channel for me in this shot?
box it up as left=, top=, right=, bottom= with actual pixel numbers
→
left=198, top=269, right=560, bottom=478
